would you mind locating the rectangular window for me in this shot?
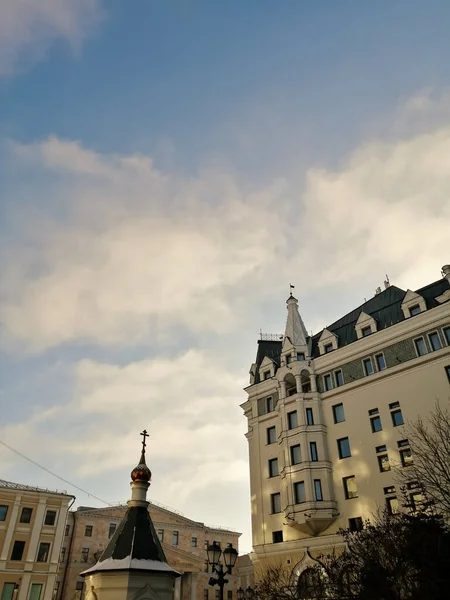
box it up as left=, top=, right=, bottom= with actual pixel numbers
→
left=272, top=530, right=283, bottom=543
left=1, top=584, right=15, bottom=600
left=324, top=343, right=333, bottom=353
left=377, top=454, right=391, bottom=472
left=306, top=407, right=314, bottom=425
left=414, top=337, right=427, bottom=356
left=391, top=409, right=404, bottom=427
left=65, top=524, right=70, bottom=536
left=0, top=505, right=8, bottom=521
left=61, top=547, right=66, bottom=561
left=266, top=396, right=274, bottom=412
left=446, top=365, right=450, bottom=383
left=29, top=585, right=43, bottom=600
left=348, top=517, right=363, bottom=532
left=268, top=458, right=279, bottom=477
left=267, top=426, right=276, bottom=445
left=81, top=548, right=89, bottom=562
left=192, top=537, right=197, bottom=547
left=290, top=444, right=301, bottom=465
left=409, top=304, right=421, bottom=316
left=264, top=371, right=271, bottom=380
left=157, top=529, right=164, bottom=542
left=286, top=355, right=292, bottom=364
left=287, top=411, right=298, bottom=429
left=429, top=331, right=442, bottom=351
left=335, top=369, right=344, bottom=387
left=204, top=590, right=209, bottom=600
left=400, top=448, right=413, bottom=467
left=386, top=497, right=399, bottom=515
left=172, top=531, right=179, bottom=546
left=375, top=353, right=386, bottom=371
left=410, top=492, right=425, bottom=512
left=323, top=374, right=333, bottom=391
left=227, top=592, right=233, bottom=600
left=376, top=444, right=387, bottom=453
left=45, top=510, right=57, bottom=526
left=310, top=441, right=318, bottom=462
left=20, top=507, right=33, bottom=524
left=108, top=523, right=117, bottom=538
left=270, top=493, right=281, bottom=514
left=297, top=352, right=305, bottom=361
left=444, top=327, right=450, bottom=345
left=75, top=583, right=83, bottom=592
left=10, top=541, right=25, bottom=561
left=370, top=415, right=382, bottom=433
left=363, top=358, right=374, bottom=376
left=337, top=437, right=351, bottom=459
left=84, top=525, right=93, bottom=537
left=361, top=326, right=372, bottom=337
left=37, top=542, right=50, bottom=562
left=204, top=540, right=209, bottom=549
left=294, top=481, right=306, bottom=504
left=384, top=485, right=395, bottom=495
left=332, top=403, right=345, bottom=423
left=343, top=476, right=358, bottom=499
left=314, top=480, right=323, bottom=501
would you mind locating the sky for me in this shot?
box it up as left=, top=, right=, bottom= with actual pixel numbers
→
left=0, top=0, right=450, bottom=554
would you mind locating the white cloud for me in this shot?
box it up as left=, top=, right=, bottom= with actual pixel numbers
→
left=0, top=0, right=101, bottom=75
left=1, top=91, right=449, bottom=352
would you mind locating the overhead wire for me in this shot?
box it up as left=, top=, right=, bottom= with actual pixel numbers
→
left=0, top=438, right=110, bottom=506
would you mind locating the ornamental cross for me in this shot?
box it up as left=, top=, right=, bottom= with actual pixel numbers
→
left=289, top=283, right=295, bottom=295
left=140, top=429, right=149, bottom=452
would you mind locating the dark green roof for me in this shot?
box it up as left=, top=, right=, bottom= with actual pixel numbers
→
left=254, top=277, right=449, bottom=371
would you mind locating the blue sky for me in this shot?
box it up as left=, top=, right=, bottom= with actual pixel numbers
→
left=1, top=0, right=450, bottom=553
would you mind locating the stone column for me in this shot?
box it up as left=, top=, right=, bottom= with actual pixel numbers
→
left=280, top=381, right=286, bottom=399
left=294, top=374, right=301, bottom=393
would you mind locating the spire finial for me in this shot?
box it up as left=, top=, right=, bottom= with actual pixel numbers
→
left=289, top=283, right=295, bottom=297
left=131, top=429, right=152, bottom=483
left=140, top=429, right=149, bottom=453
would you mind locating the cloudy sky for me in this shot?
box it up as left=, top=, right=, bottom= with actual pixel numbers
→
left=1, top=0, right=449, bottom=553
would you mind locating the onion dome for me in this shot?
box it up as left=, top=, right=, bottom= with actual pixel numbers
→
left=131, top=450, right=152, bottom=483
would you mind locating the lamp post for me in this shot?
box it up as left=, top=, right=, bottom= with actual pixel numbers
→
left=237, top=586, right=255, bottom=600
left=207, top=542, right=238, bottom=600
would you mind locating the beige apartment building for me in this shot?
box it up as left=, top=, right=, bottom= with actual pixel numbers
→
left=0, top=480, right=75, bottom=600
left=57, top=503, right=241, bottom=600
left=241, top=265, right=450, bottom=575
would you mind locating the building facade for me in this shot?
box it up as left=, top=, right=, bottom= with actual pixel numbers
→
left=242, top=265, right=450, bottom=573
left=58, top=503, right=241, bottom=600
left=0, top=480, right=75, bottom=600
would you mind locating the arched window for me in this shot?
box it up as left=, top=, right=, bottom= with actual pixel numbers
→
left=297, top=567, right=324, bottom=599
left=284, top=373, right=297, bottom=397
left=300, top=370, right=311, bottom=394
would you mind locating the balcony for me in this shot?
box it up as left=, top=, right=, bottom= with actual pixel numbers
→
left=284, top=501, right=338, bottom=536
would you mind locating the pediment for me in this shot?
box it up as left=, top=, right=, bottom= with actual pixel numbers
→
left=318, top=328, right=337, bottom=342
left=259, top=355, right=275, bottom=369
left=282, top=337, right=294, bottom=353
left=356, top=311, right=375, bottom=326
left=402, top=289, right=423, bottom=304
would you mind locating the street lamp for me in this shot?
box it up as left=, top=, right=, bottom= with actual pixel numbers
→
left=207, top=542, right=238, bottom=600
left=237, top=587, right=255, bottom=600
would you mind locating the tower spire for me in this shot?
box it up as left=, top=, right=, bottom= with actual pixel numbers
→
left=129, top=430, right=152, bottom=506
left=284, top=289, right=308, bottom=347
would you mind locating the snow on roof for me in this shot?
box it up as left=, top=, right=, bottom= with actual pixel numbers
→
left=81, top=556, right=180, bottom=576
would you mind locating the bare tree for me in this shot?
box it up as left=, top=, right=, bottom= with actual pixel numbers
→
left=396, top=400, right=450, bottom=518
left=254, top=563, right=299, bottom=600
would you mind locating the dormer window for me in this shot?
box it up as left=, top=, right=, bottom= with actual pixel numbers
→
left=297, top=352, right=305, bottom=361
left=401, top=290, right=427, bottom=319
left=286, top=355, right=292, bottom=365
left=264, top=371, right=271, bottom=380
left=409, top=304, right=421, bottom=317
left=318, top=328, right=338, bottom=355
left=355, top=312, right=377, bottom=339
